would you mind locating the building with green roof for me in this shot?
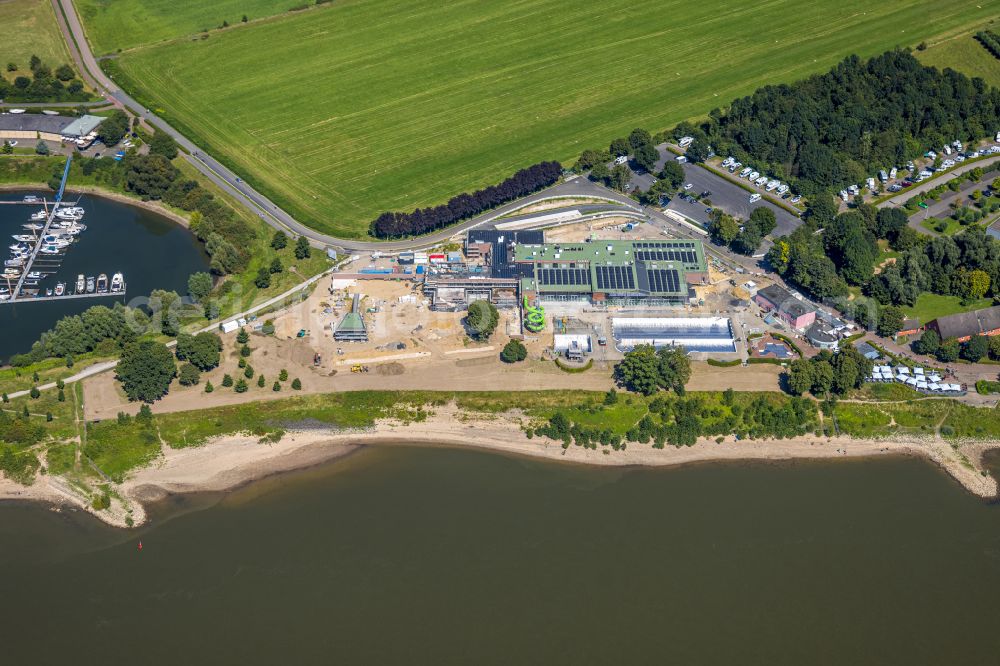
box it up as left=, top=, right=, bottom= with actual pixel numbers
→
left=334, top=294, right=368, bottom=341
left=514, top=239, right=708, bottom=305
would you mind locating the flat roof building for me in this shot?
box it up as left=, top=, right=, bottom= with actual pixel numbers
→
left=0, top=113, right=103, bottom=142
left=514, top=239, right=708, bottom=305
left=754, top=284, right=816, bottom=330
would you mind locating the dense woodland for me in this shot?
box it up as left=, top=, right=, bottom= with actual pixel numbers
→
left=673, top=51, right=1000, bottom=194
left=0, top=55, right=89, bottom=103
left=767, top=185, right=1000, bottom=334
left=370, top=161, right=561, bottom=238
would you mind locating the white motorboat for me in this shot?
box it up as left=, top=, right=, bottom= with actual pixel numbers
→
left=86, top=276, right=95, bottom=293
left=11, top=235, right=35, bottom=242
left=27, top=272, right=43, bottom=279
left=30, top=210, right=47, bottom=221
left=39, top=245, right=62, bottom=255
left=22, top=223, right=43, bottom=231
left=23, top=195, right=40, bottom=203
left=110, top=272, right=124, bottom=292
left=45, top=288, right=53, bottom=297
left=75, top=274, right=85, bottom=294
left=96, top=273, right=109, bottom=293
left=9, top=243, right=27, bottom=252
left=4, top=259, right=24, bottom=268
left=55, top=282, right=65, bottom=296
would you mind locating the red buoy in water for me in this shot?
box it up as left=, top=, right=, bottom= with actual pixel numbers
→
left=137, top=541, right=143, bottom=552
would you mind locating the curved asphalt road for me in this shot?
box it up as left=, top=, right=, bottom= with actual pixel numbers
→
left=53, top=0, right=644, bottom=253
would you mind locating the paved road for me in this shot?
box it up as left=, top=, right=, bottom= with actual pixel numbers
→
left=878, top=155, right=1000, bottom=209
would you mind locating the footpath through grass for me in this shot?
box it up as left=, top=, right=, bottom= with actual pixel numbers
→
left=106, top=0, right=996, bottom=238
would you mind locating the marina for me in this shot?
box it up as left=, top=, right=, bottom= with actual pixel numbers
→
left=0, top=158, right=125, bottom=305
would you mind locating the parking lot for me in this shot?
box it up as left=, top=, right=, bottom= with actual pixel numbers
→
left=628, top=146, right=802, bottom=239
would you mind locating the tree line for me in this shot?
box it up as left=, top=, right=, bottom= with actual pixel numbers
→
left=671, top=50, right=1000, bottom=195
left=533, top=389, right=818, bottom=450
left=62, top=130, right=256, bottom=276
left=370, top=161, right=562, bottom=238
left=975, top=31, right=1000, bottom=60
left=0, top=55, right=89, bottom=103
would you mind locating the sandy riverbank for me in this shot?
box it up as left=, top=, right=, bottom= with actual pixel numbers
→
left=4, top=407, right=998, bottom=528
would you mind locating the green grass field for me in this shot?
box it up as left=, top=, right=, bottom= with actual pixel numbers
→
left=74, top=0, right=313, bottom=54
left=917, top=32, right=1000, bottom=88
left=104, top=0, right=997, bottom=238
left=1, top=0, right=75, bottom=71
left=903, top=292, right=994, bottom=325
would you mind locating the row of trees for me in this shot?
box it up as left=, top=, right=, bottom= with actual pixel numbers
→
left=912, top=329, right=1000, bottom=363
left=68, top=135, right=257, bottom=275
left=975, top=31, right=1000, bottom=60
left=370, top=161, right=562, bottom=238
left=671, top=51, right=1000, bottom=195
left=708, top=207, right=775, bottom=255
left=0, top=55, right=88, bottom=103
left=534, top=391, right=818, bottom=449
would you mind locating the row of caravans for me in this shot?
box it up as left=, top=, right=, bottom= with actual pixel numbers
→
left=719, top=157, right=795, bottom=203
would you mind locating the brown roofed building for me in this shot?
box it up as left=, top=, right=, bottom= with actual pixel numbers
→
left=927, top=305, right=1000, bottom=342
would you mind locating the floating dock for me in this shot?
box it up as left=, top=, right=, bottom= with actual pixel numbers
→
left=0, top=158, right=126, bottom=305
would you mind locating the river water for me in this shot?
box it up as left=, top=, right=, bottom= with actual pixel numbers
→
left=2, top=445, right=1000, bottom=664
left=0, top=190, right=210, bottom=361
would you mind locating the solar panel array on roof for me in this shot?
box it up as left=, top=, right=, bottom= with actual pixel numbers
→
left=634, top=249, right=697, bottom=263
left=633, top=241, right=697, bottom=249
left=595, top=265, right=635, bottom=291
left=538, top=268, right=590, bottom=287
left=645, top=268, right=680, bottom=293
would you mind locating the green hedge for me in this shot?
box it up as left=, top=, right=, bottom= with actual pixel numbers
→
left=554, top=358, right=593, bottom=373
left=707, top=358, right=741, bottom=367
left=769, top=332, right=803, bottom=357
left=976, top=379, right=1000, bottom=395
left=748, top=357, right=786, bottom=365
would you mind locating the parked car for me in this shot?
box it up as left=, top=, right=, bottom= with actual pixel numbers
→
left=683, top=183, right=693, bottom=190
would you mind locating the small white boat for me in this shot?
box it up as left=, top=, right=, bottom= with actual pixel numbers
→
left=96, top=273, right=108, bottom=293
left=22, top=223, right=43, bottom=231
left=4, top=259, right=24, bottom=267
left=39, top=245, right=62, bottom=255
left=54, top=283, right=65, bottom=296
left=11, top=235, right=35, bottom=242
left=9, top=243, right=27, bottom=252
left=27, top=272, right=43, bottom=279
left=22, top=194, right=39, bottom=202
left=75, top=274, right=85, bottom=293
left=30, top=210, right=47, bottom=221
left=110, top=272, right=124, bottom=292
left=86, top=276, right=95, bottom=293
left=45, top=288, right=53, bottom=297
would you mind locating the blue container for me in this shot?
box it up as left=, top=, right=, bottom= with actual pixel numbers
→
left=416, top=265, right=425, bottom=274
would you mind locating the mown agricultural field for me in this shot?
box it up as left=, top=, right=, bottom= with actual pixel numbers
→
left=74, top=0, right=312, bottom=54
left=104, top=0, right=997, bottom=238
left=917, top=31, right=1000, bottom=88
left=1, top=0, right=75, bottom=69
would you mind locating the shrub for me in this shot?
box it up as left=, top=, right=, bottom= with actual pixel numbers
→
left=500, top=339, right=527, bottom=363
left=234, top=378, right=248, bottom=393
left=221, top=374, right=233, bottom=387
left=291, top=378, right=302, bottom=390
left=178, top=362, right=201, bottom=386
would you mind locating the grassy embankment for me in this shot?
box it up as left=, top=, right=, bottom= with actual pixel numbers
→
left=99, top=0, right=997, bottom=239
left=0, top=0, right=76, bottom=70
left=902, top=292, right=994, bottom=325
